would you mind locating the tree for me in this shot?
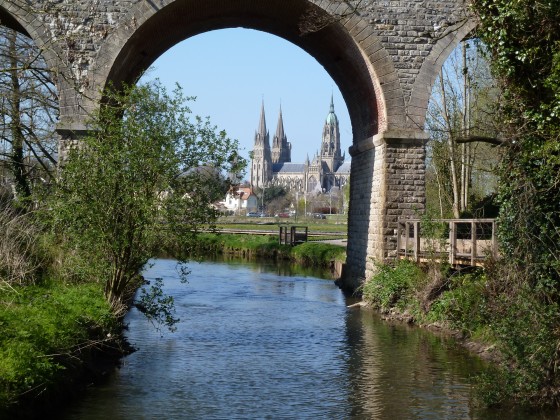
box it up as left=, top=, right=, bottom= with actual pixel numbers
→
left=0, top=26, right=58, bottom=203
left=468, top=0, right=560, bottom=406
left=426, top=40, right=502, bottom=218
left=46, top=81, right=244, bottom=326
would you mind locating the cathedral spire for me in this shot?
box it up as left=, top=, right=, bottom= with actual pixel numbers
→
left=258, top=99, right=267, bottom=139
left=251, top=100, right=272, bottom=189
left=271, top=104, right=291, bottom=164
left=275, top=105, right=285, bottom=140
left=321, top=95, right=343, bottom=173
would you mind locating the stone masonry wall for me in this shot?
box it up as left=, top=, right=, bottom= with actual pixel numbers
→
left=341, top=132, right=426, bottom=290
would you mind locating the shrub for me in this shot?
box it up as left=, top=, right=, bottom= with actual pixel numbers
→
left=362, top=260, right=425, bottom=311
left=0, top=206, right=44, bottom=288
left=290, top=242, right=346, bottom=267
left=427, top=270, right=489, bottom=334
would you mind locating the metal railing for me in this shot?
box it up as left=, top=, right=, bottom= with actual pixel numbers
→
left=396, top=218, right=498, bottom=266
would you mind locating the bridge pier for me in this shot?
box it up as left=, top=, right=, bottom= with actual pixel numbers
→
left=340, top=130, right=427, bottom=292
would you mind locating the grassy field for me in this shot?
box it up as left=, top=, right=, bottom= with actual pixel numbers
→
left=215, top=217, right=348, bottom=234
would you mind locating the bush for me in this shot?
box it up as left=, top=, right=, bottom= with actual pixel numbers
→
left=362, top=260, right=425, bottom=311
left=427, top=270, right=489, bottom=335
left=290, top=242, right=346, bottom=267
left=0, top=206, right=44, bottom=287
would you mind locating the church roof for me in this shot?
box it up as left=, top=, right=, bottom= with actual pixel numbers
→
left=272, top=163, right=306, bottom=173
left=336, top=161, right=351, bottom=174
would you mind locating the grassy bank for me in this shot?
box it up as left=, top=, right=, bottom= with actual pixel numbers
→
left=187, top=233, right=346, bottom=268
left=361, top=259, right=560, bottom=408
left=0, top=279, right=123, bottom=417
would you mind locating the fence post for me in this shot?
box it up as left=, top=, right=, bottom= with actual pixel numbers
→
left=449, top=221, right=456, bottom=265
left=405, top=221, right=410, bottom=260
left=471, top=220, right=477, bottom=266
left=396, top=221, right=402, bottom=261
left=492, top=220, right=498, bottom=258
left=414, top=221, right=420, bottom=262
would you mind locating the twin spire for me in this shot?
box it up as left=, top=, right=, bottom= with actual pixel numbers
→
left=257, top=101, right=291, bottom=165
left=257, top=101, right=286, bottom=141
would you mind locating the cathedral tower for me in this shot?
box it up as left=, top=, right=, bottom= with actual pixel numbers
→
left=320, top=95, right=344, bottom=174
left=250, top=101, right=273, bottom=188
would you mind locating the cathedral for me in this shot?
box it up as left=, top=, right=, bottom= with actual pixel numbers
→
left=250, top=97, right=350, bottom=193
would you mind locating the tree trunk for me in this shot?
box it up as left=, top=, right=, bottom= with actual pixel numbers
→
left=439, top=71, right=460, bottom=218
left=7, top=29, right=31, bottom=201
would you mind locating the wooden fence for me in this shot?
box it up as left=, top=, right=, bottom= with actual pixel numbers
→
left=396, top=218, right=498, bottom=266
left=279, top=226, right=309, bottom=246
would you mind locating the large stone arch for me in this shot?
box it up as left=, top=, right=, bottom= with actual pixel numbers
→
left=83, top=0, right=393, bottom=144
left=1, top=0, right=475, bottom=291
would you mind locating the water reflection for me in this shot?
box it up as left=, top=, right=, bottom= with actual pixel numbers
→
left=60, top=258, right=549, bottom=419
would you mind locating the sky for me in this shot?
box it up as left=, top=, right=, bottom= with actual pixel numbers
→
left=139, top=28, right=352, bottom=169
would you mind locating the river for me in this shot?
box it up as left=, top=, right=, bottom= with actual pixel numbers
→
left=61, top=258, right=548, bottom=419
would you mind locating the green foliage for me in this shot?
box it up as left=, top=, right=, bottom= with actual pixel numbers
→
left=469, top=0, right=560, bottom=406
left=361, top=260, right=425, bottom=312
left=263, top=185, right=287, bottom=203
left=427, top=271, right=489, bottom=335
left=290, top=242, right=346, bottom=266
left=44, top=81, right=244, bottom=327
left=0, top=279, right=116, bottom=409
left=137, top=277, right=178, bottom=332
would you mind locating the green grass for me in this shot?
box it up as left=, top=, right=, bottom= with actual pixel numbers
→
left=0, top=279, right=117, bottom=412
left=290, top=242, right=346, bottom=266
left=188, top=233, right=345, bottom=267
left=215, top=220, right=348, bottom=233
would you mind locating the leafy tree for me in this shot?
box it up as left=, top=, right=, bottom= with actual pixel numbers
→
left=263, top=185, right=287, bottom=203
left=46, top=81, right=244, bottom=326
left=469, top=0, right=560, bottom=406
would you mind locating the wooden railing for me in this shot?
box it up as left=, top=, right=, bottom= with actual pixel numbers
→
left=396, top=218, right=498, bottom=266
left=279, top=226, right=309, bottom=246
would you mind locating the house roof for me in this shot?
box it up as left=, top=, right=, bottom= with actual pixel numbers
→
left=229, top=186, right=255, bottom=201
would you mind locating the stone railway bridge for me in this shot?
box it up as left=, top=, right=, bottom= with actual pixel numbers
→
left=0, top=0, right=475, bottom=291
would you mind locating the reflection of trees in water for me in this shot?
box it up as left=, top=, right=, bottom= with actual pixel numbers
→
left=344, top=310, right=485, bottom=418
left=201, top=254, right=336, bottom=279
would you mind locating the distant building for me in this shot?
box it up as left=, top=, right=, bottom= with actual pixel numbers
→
left=221, top=186, right=258, bottom=214
left=250, top=96, right=350, bottom=193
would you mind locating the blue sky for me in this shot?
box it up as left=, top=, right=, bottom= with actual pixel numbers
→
left=140, top=28, right=352, bottom=169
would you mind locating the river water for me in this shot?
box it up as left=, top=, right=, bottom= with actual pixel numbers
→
left=61, top=258, right=547, bottom=419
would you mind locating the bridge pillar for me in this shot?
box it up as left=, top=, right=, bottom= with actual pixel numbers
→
left=56, top=123, right=90, bottom=165
left=340, top=130, right=427, bottom=292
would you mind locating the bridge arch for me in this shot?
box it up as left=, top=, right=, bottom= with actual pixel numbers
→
left=86, top=0, right=401, bottom=143
left=1, top=0, right=474, bottom=290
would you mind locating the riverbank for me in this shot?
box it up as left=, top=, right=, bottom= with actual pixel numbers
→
left=186, top=233, right=346, bottom=270
left=0, top=236, right=346, bottom=417
left=358, top=259, right=560, bottom=409
left=0, top=278, right=130, bottom=419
